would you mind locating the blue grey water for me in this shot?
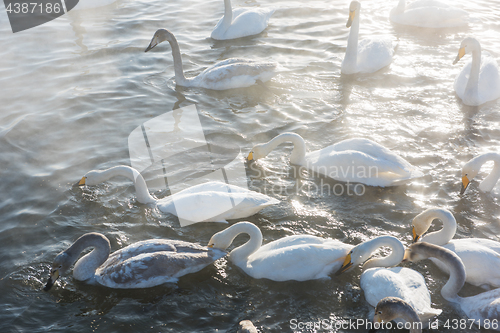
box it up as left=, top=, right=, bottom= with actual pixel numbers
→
left=0, top=0, right=499, bottom=332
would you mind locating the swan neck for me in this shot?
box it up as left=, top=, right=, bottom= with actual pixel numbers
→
left=226, top=223, right=263, bottom=264
left=344, top=14, right=359, bottom=71
left=476, top=153, right=500, bottom=192
left=466, top=46, right=481, bottom=96
left=95, top=166, right=156, bottom=204
left=67, top=233, right=111, bottom=281
left=362, top=236, right=405, bottom=270
left=166, top=32, right=188, bottom=84
left=424, top=245, right=465, bottom=302
left=396, top=0, right=406, bottom=13
left=264, top=133, right=307, bottom=165
left=420, top=209, right=456, bottom=246
left=222, top=0, right=233, bottom=28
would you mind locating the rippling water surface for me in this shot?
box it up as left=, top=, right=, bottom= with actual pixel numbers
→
left=1, top=0, right=500, bottom=332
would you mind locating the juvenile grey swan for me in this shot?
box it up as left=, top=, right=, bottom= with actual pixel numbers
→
left=145, top=29, right=277, bottom=90
left=44, top=232, right=225, bottom=290
left=404, top=242, right=500, bottom=330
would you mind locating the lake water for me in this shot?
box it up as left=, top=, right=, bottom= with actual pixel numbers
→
left=1, top=0, right=500, bottom=332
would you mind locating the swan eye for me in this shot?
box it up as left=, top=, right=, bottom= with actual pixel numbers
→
left=377, top=311, right=382, bottom=314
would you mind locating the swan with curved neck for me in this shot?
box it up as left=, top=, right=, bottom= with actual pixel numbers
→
left=342, top=1, right=393, bottom=74
left=461, top=152, right=500, bottom=195
left=405, top=242, right=500, bottom=329
left=247, top=132, right=423, bottom=187
left=211, top=0, right=274, bottom=40
left=453, top=37, right=500, bottom=106
left=207, top=222, right=353, bottom=281
left=411, top=207, right=500, bottom=289
left=44, top=232, right=226, bottom=290
left=374, top=297, right=422, bottom=333
left=338, top=236, right=442, bottom=324
left=390, top=0, right=469, bottom=28
left=79, top=165, right=279, bottom=226
left=145, top=29, right=277, bottom=90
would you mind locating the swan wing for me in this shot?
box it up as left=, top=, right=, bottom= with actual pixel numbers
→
left=356, top=38, right=394, bottom=74
left=478, top=56, right=500, bottom=103
left=244, top=238, right=352, bottom=281
left=305, top=139, right=422, bottom=186
left=434, top=240, right=500, bottom=289
left=96, top=240, right=225, bottom=288
left=361, top=267, right=441, bottom=322
left=157, top=182, right=278, bottom=225
left=460, top=289, right=500, bottom=324
left=195, top=60, right=277, bottom=90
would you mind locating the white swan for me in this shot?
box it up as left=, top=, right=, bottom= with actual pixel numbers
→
left=453, top=37, right=500, bottom=106
left=211, top=0, right=274, bottom=40
left=374, top=297, right=422, bottom=333
left=44, top=232, right=226, bottom=290
left=412, top=208, right=500, bottom=289
left=342, top=1, right=394, bottom=74
left=247, top=132, right=423, bottom=187
left=207, top=222, right=353, bottom=281
left=390, top=0, right=469, bottom=28
left=79, top=166, right=279, bottom=226
left=145, top=29, right=277, bottom=90
left=338, top=235, right=441, bottom=324
left=405, top=242, right=500, bottom=329
left=461, top=152, right=500, bottom=195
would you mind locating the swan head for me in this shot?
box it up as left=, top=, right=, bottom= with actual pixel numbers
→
left=337, top=241, right=371, bottom=274
left=411, top=208, right=438, bottom=243
left=373, top=297, right=419, bottom=326
left=403, top=242, right=431, bottom=262
left=346, top=1, right=360, bottom=28
left=43, top=252, right=71, bottom=291
left=453, top=37, right=480, bottom=65
left=145, top=29, right=175, bottom=52
left=208, top=229, right=234, bottom=250
left=79, top=170, right=105, bottom=187
left=460, top=157, right=480, bottom=195
left=247, top=144, right=267, bottom=161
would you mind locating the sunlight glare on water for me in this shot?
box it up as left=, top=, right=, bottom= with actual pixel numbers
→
left=0, top=0, right=499, bottom=331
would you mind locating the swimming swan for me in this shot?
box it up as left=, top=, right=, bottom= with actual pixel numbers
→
left=247, top=132, right=423, bottom=187
left=207, top=222, right=353, bottom=281
left=412, top=208, right=500, bottom=289
left=390, top=0, right=469, bottom=28
left=338, top=236, right=441, bottom=324
left=374, top=297, right=422, bottom=333
left=211, top=0, right=274, bottom=40
left=145, top=29, right=277, bottom=90
left=44, top=232, right=226, bottom=290
left=453, top=37, right=500, bottom=106
left=342, top=1, right=394, bottom=74
left=461, top=152, right=500, bottom=195
left=405, top=242, right=500, bottom=329
left=79, top=166, right=279, bottom=226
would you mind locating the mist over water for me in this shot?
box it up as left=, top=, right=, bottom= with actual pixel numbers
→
left=0, top=0, right=499, bottom=331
